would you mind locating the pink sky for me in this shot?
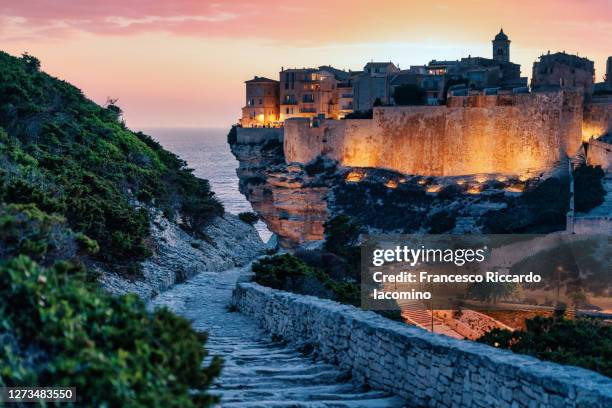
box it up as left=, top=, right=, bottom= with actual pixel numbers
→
left=1, top=0, right=611, bottom=128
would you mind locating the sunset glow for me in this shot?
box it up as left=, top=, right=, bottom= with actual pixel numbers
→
left=2, top=0, right=610, bottom=128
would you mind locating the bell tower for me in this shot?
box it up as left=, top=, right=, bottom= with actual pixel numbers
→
left=492, top=28, right=510, bottom=63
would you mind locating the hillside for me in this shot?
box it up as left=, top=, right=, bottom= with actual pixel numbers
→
left=0, top=51, right=224, bottom=274
left=0, top=51, right=236, bottom=405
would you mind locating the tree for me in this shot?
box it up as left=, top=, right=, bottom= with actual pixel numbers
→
left=574, top=164, right=605, bottom=213
left=393, top=84, right=426, bottom=105
left=20, top=52, right=40, bottom=72
left=323, top=215, right=362, bottom=256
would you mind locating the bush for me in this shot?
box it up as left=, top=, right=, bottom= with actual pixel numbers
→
left=478, top=316, right=611, bottom=377
left=252, top=254, right=360, bottom=305
left=227, top=126, right=238, bottom=144
left=574, top=164, right=605, bottom=212
left=304, top=156, right=327, bottom=176
left=0, top=51, right=223, bottom=273
left=0, top=256, right=222, bottom=406
left=238, top=211, right=259, bottom=225
left=426, top=210, right=456, bottom=233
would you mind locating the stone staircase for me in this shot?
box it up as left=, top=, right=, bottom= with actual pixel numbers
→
left=400, top=302, right=464, bottom=340
left=151, top=267, right=406, bottom=408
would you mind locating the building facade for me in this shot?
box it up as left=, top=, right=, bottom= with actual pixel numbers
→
left=531, top=52, right=595, bottom=97
left=279, top=67, right=352, bottom=121
left=241, top=76, right=280, bottom=127
left=353, top=62, right=399, bottom=111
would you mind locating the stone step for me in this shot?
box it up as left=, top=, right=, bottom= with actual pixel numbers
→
left=150, top=268, right=405, bottom=407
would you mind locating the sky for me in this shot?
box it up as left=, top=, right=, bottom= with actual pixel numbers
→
left=1, top=0, right=611, bottom=128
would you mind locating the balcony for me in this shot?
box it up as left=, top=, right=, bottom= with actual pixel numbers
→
left=300, top=107, right=316, bottom=113
left=282, top=100, right=298, bottom=105
left=302, top=95, right=315, bottom=103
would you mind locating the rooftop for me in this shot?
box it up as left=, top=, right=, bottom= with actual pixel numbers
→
left=245, top=76, right=279, bottom=84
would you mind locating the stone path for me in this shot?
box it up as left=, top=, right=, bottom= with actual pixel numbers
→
left=150, top=266, right=406, bottom=408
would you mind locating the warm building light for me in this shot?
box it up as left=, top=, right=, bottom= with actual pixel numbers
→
left=346, top=171, right=364, bottom=182
left=456, top=179, right=465, bottom=185
left=385, top=180, right=398, bottom=189
left=467, top=185, right=481, bottom=194
left=474, top=175, right=487, bottom=184
left=518, top=174, right=530, bottom=182
left=399, top=178, right=406, bottom=184
left=505, top=185, right=524, bottom=193
left=417, top=179, right=427, bottom=185
left=497, top=176, right=508, bottom=182
left=426, top=185, right=441, bottom=193
left=257, top=114, right=265, bottom=123
left=582, top=123, right=607, bottom=142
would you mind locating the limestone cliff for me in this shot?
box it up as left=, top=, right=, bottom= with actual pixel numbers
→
left=230, top=127, right=571, bottom=247
left=100, top=211, right=265, bottom=301
left=230, top=130, right=329, bottom=247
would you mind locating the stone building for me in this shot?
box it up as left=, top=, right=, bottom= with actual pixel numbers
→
left=531, top=51, right=595, bottom=97
left=240, top=76, right=280, bottom=128
left=357, top=30, right=526, bottom=109
left=353, top=62, right=400, bottom=111
left=279, top=66, right=352, bottom=121
left=607, top=56, right=612, bottom=83
left=492, top=28, right=510, bottom=63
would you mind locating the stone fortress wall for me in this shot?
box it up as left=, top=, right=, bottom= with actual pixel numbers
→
left=232, top=281, right=612, bottom=408
left=284, top=91, right=585, bottom=176
left=236, top=127, right=283, bottom=144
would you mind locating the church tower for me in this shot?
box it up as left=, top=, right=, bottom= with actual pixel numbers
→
left=492, top=29, right=510, bottom=63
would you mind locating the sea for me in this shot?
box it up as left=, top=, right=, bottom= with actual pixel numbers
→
left=141, top=127, right=272, bottom=243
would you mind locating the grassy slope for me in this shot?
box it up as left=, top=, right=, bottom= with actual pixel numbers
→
left=0, top=52, right=222, bottom=406
left=0, top=51, right=222, bottom=272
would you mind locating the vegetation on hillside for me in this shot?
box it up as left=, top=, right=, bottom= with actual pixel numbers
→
left=0, top=51, right=222, bottom=270
left=478, top=315, right=611, bottom=377
left=573, top=163, right=605, bottom=213
left=0, top=52, right=222, bottom=404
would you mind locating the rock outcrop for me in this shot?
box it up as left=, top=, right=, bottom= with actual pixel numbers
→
left=100, top=211, right=265, bottom=301
left=230, top=129, right=329, bottom=247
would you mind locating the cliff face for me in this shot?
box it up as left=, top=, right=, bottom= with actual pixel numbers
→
left=230, top=130, right=329, bottom=247
left=100, top=211, right=265, bottom=301
left=230, top=127, right=571, bottom=247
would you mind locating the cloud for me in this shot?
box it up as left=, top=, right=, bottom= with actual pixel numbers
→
left=0, top=0, right=312, bottom=41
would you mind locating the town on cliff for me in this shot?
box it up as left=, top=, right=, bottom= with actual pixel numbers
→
left=233, top=29, right=612, bottom=245
left=229, top=29, right=611, bottom=345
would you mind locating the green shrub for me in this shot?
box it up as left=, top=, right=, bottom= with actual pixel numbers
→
left=0, top=256, right=222, bottom=406
left=252, top=254, right=360, bottom=305
left=574, top=164, right=605, bottom=212
left=478, top=316, right=611, bottom=377
left=304, top=156, right=327, bottom=176
left=238, top=211, right=259, bottom=225
left=426, top=210, right=456, bottom=233
left=0, top=51, right=223, bottom=273
left=227, top=126, right=238, bottom=144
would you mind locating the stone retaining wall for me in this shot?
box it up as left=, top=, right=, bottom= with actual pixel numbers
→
left=284, top=91, right=584, bottom=176
left=236, top=127, right=283, bottom=144
left=232, top=282, right=612, bottom=407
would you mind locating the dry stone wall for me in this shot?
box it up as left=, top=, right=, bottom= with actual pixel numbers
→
left=232, top=281, right=612, bottom=408
left=284, top=91, right=584, bottom=176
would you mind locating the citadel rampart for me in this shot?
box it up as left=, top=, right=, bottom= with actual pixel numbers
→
left=583, top=98, right=612, bottom=141
left=233, top=281, right=612, bottom=407
left=284, top=91, right=584, bottom=176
